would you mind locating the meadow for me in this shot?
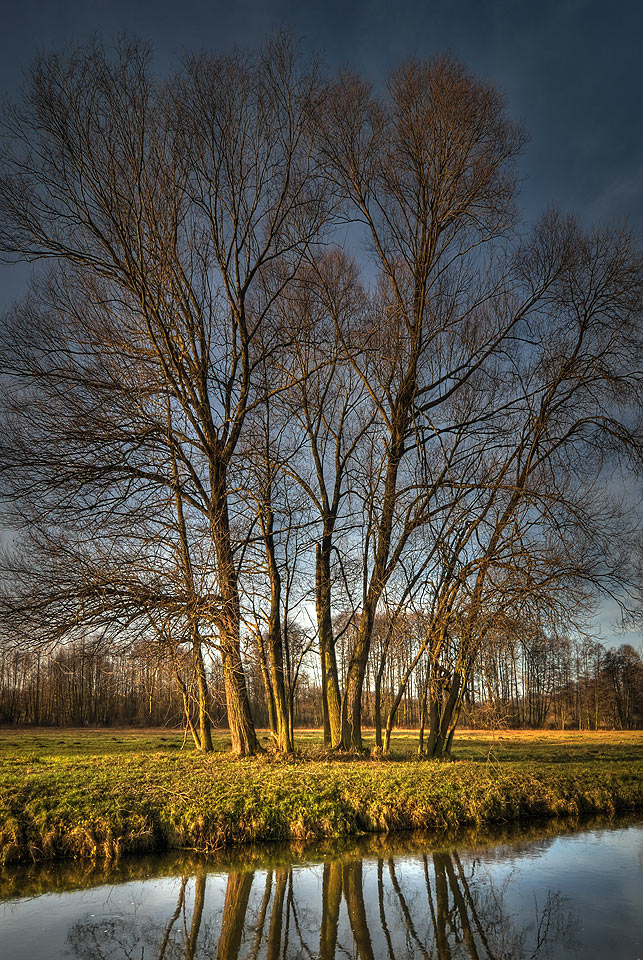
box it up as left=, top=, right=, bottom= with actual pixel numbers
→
left=1, top=727, right=641, bottom=863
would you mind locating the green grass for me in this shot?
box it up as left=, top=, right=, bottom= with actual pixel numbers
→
left=1, top=727, right=641, bottom=864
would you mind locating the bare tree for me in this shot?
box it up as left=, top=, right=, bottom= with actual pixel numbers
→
left=318, top=55, right=527, bottom=749
left=0, top=36, right=331, bottom=754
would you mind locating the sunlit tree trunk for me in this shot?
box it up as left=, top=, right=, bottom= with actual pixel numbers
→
left=262, top=505, right=293, bottom=753
left=210, top=468, right=261, bottom=757
left=193, top=632, right=214, bottom=753
left=316, top=539, right=343, bottom=748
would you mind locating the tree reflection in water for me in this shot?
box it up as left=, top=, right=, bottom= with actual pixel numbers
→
left=66, top=846, right=578, bottom=959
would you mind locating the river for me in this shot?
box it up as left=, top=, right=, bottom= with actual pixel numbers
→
left=1, top=816, right=641, bottom=959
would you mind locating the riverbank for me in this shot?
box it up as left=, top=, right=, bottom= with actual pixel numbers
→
left=2, top=729, right=641, bottom=863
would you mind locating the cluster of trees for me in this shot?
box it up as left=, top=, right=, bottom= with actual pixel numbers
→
left=2, top=628, right=641, bottom=735
left=0, top=638, right=190, bottom=728
left=0, top=37, right=641, bottom=755
left=470, top=635, right=643, bottom=731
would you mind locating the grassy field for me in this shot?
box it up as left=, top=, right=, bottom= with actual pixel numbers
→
left=1, top=727, right=641, bottom=864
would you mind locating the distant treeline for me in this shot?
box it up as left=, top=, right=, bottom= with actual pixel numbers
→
left=1, top=632, right=640, bottom=733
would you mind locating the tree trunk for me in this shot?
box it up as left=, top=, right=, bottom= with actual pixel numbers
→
left=425, top=672, right=462, bottom=759
left=251, top=477, right=294, bottom=754
left=316, top=540, right=342, bottom=748
left=321, top=657, right=331, bottom=745
left=266, top=612, right=292, bottom=753
left=341, top=427, right=407, bottom=751
left=417, top=669, right=429, bottom=756
left=193, top=631, right=213, bottom=753
left=264, top=512, right=293, bottom=753
left=210, top=471, right=260, bottom=757
left=173, top=666, right=202, bottom=750
left=256, top=632, right=278, bottom=735
left=374, top=650, right=387, bottom=750
left=341, top=605, right=374, bottom=751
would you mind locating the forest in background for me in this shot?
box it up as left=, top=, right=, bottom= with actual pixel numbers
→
left=1, top=632, right=641, bottom=736
left=0, top=36, right=642, bottom=757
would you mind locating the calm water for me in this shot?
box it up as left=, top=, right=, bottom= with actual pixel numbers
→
left=0, top=818, right=641, bottom=959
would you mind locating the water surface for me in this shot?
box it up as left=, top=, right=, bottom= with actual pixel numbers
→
left=1, top=817, right=641, bottom=959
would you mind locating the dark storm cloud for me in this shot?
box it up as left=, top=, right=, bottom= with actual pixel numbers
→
left=1, top=0, right=641, bottom=229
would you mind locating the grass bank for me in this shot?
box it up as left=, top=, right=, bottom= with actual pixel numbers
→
left=1, top=728, right=641, bottom=864
left=3, top=813, right=638, bottom=901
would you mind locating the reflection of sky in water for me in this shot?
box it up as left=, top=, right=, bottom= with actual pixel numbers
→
left=0, top=821, right=641, bottom=959
left=0, top=879, right=196, bottom=960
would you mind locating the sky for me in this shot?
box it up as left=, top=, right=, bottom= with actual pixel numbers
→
left=1, top=0, right=641, bottom=232
left=0, top=0, right=641, bottom=644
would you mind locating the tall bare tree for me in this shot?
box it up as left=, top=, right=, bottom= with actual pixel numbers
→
left=0, top=36, right=331, bottom=754
left=318, top=55, right=527, bottom=748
